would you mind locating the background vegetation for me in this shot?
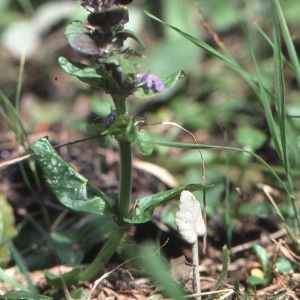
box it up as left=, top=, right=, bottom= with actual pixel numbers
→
left=1, top=0, right=300, bottom=299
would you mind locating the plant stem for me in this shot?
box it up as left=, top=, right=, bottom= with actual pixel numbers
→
left=192, top=241, right=201, bottom=300
left=79, top=225, right=126, bottom=281
left=118, top=140, right=132, bottom=225
left=112, top=94, right=132, bottom=225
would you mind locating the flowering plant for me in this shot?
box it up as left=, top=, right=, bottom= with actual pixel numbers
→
left=31, top=0, right=209, bottom=281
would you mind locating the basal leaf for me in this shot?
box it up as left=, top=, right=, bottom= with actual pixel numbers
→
left=31, top=137, right=114, bottom=216
left=124, top=183, right=212, bottom=224
left=65, top=21, right=101, bottom=56
left=134, top=70, right=187, bottom=98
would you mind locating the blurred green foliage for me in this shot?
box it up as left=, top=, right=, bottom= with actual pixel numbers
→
left=1, top=0, right=300, bottom=296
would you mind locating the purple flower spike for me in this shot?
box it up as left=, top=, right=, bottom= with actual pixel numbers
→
left=146, top=75, right=164, bottom=92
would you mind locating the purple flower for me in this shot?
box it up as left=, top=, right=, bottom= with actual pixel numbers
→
left=132, top=72, right=164, bottom=92
left=146, top=75, right=164, bottom=92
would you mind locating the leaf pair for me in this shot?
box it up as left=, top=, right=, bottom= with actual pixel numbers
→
left=31, top=138, right=210, bottom=223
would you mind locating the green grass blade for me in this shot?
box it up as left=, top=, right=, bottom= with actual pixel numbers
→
left=274, top=0, right=300, bottom=89
left=144, top=11, right=250, bottom=80
left=241, top=23, right=283, bottom=160
left=0, top=89, right=30, bottom=150
left=273, top=3, right=299, bottom=234
left=15, top=50, right=26, bottom=111
left=214, top=245, right=230, bottom=290
left=152, top=140, right=289, bottom=199
left=144, top=10, right=274, bottom=104
left=255, top=22, right=293, bottom=73
left=273, top=9, right=290, bottom=185
left=0, top=267, right=31, bottom=292
left=5, top=239, right=40, bottom=300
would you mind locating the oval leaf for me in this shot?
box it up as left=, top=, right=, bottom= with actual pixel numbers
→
left=134, top=70, right=187, bottom=98
left=130, top=129, right=154, bottom=156
left=65, top=21, right=101, bottom=56
left=124, top=183, right=212, bottom=224
left=175, top=191, right=206, bottom=244
left=58, top=56, right=100, bottom=78
left=31, top=137, right=114, bottom=216
left=58, top=56, right=120, bottom=91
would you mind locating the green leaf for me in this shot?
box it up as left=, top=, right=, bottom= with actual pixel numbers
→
left=116, top=29, right=146, bottom=49
left=31, top=137, right=114, bottom=216
left=58, top=56, right=120, bottom=92
left=235, top=125, right=267, bottom=152
left=124, top=183, right=212, bottom=224
left=64, top=21, right=101, bottom=56
left=248, top=275, right=269, bottom=286
left=106, top=116, right=153, bottom=154
left=252, top=244, right=268, bottom=274
left=275, top=257, right=294, bottom=273
left=134, top=70, right=187, bottom=98
left=44, top=267, right=81, bottom=289
left=3, top=291, right=52, bottom=300
left=128, top=126, right=154, bottom=156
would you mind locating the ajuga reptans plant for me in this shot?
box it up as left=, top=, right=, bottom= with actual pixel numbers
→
left=31, top=0, right=210, bottom=281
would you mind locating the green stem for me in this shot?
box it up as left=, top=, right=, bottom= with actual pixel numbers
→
left=79, top=226, right=126, bottom=281
left=112, top=94, right=132, bottom=225
left=118, top=140, right=132, bottom=225
left=113, top=94, right=127, bottom=116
